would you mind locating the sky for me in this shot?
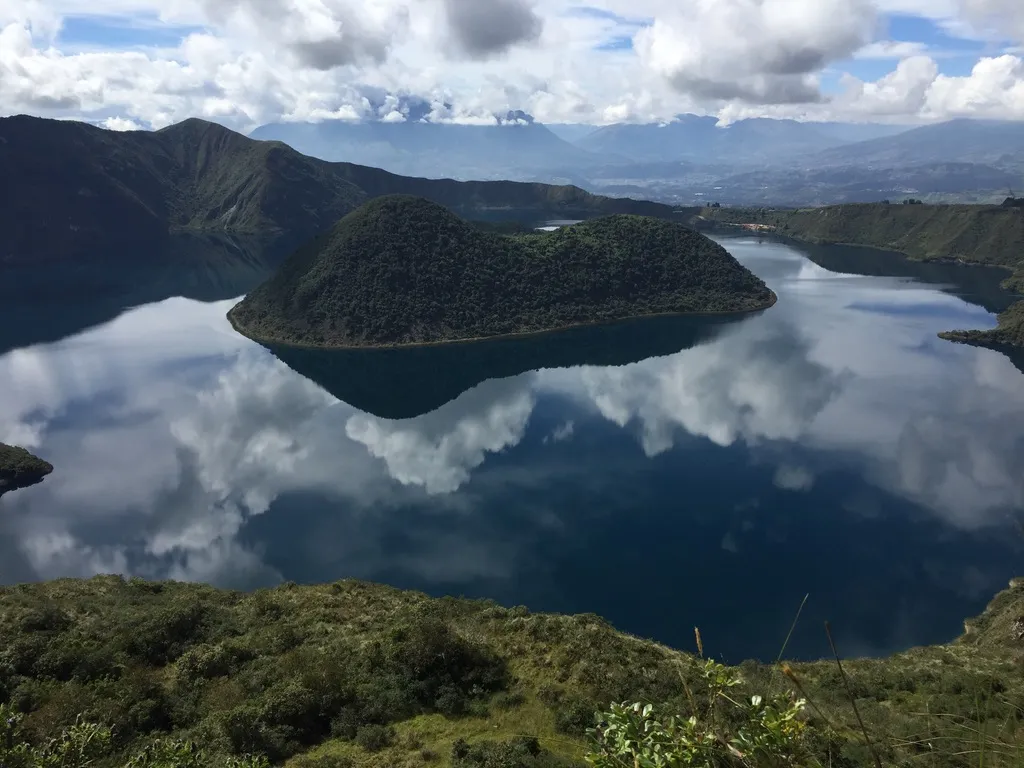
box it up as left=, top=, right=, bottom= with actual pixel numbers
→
left=2, top=0, right=1024, bottom=131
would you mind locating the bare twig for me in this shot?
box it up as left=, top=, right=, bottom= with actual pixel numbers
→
left=825, top=621, right=883, bottom=768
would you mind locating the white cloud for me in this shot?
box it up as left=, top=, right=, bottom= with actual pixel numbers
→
left=841, top=54, right=1024, bottom=120
left=1, top=2, right=1023, bottom=155
left=840, top=55, right=940, bottom=115
left=100, top=115, right=143, bottom=130
left=854, top=40, right=930, bottom=59
left=957, top=0, right=1024, bottom=43
left=634, top=0, right=877, bottom=104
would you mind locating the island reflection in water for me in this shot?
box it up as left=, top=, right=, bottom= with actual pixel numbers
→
left=265, top=313, right=750, bottom=419
left=1, top=237, right=1023, bottom=663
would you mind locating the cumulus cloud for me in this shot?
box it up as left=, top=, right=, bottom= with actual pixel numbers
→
left=3, top=0, right=1024, bottom=126
left=442, top=0, right=542, bottom=58
left=197, top=0, right=409, bottom=70
left=634, top=0, right=878, bottom=104
left=840, top=55, right=940, bottom=115
left=841, top=54, right=1024, bottom=119
left=957, top=0, right=1024, bottom=42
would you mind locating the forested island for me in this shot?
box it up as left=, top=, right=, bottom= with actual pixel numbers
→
left=228, top=196, right=775, bottom=348
left=2, top=574, right=1024, bottom=767
left=0, top=443, right=53, bottom=498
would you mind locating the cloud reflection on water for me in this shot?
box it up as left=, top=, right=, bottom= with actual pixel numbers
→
left=0, top=239, right=1022, bottom=657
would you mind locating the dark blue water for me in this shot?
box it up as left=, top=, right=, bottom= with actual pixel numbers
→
left=2, top=236, right=1022, bottom=663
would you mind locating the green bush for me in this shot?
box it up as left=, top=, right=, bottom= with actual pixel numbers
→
left=451, top=737, right=581, bottom=768
left=554, top=697, right=596, bottom=735
left=354, top=724, right=394, bottom=752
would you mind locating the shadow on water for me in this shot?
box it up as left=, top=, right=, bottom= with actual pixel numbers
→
left=266, top=311, right=756, bottom=419
left=0, top=233, right=290, bottom=355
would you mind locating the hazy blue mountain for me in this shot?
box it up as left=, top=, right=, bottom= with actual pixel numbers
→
left=544, top=123, right=599, bottom=143
left=809, top=122, right=913, bottom=144
left=249, top=114, right=609, bottom=181
left=809, top=119, right=1024, bottom=169
left=575, top=115, right=869, bottom=164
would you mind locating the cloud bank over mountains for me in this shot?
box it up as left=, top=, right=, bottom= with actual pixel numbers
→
left=2, top=0, right=1024, bottom=129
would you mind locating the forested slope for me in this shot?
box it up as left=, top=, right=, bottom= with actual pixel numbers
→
left=0, top=116, right=680, bottom=266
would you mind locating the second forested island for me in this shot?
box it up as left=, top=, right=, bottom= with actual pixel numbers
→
left=228, top=196, right=775, bottom=348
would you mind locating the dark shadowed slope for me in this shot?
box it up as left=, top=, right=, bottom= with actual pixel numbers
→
left=0, top=116, right=680, bottom=266
left=228, top=196, right=775, bottom=348
left=0, top=444, right=53, bottom=498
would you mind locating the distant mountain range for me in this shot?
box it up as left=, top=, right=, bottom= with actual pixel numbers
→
left=0, top=115, right=679, bottom=266
left=250, top=113, right=610, bottom=182
left=807, top=119, right=1024, bottom=169
left=575, top=116, right=910, bottom=165
left=249, top=113, right=916, bottom=177
left=249, top=113, right=1024, bottom=205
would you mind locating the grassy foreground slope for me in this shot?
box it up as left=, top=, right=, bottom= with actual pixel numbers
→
left=0, top=116, right=683, bottom=266
left=4, top=575, right=1024, bottom=767
left=0, top=444, right=52, bottom=497
left=228, top=196, right=774, bottom=348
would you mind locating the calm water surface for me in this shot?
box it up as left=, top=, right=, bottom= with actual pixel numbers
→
left=2, top=237, right=1023, bottom=662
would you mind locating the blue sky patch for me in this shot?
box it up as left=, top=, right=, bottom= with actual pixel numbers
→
left=566, top=5, right=651, bottom=27
left=595, top=35, right=634, bottom=52
left=58, top=14, right=201, bottom=50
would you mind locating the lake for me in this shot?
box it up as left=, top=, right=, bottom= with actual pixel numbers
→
left=1, top=236, right=1022, bottom=664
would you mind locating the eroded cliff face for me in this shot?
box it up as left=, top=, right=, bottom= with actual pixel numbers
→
left=0, top=443, right=53, bottom=498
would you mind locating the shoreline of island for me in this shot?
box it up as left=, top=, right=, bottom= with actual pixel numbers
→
left=227, top=289, right=778, bottom=351
left=0, top=443, right=54, bottom=498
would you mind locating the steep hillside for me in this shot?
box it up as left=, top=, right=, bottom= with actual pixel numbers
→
left=4, top=575, right=1024, bottom=767
left=228, top=196, right=775, bottom=348
left=0, top=444, right=52, bottom=497
left=701, top=202, right=1024, bottom=291
left=0, top=116, right=677, bottom=266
